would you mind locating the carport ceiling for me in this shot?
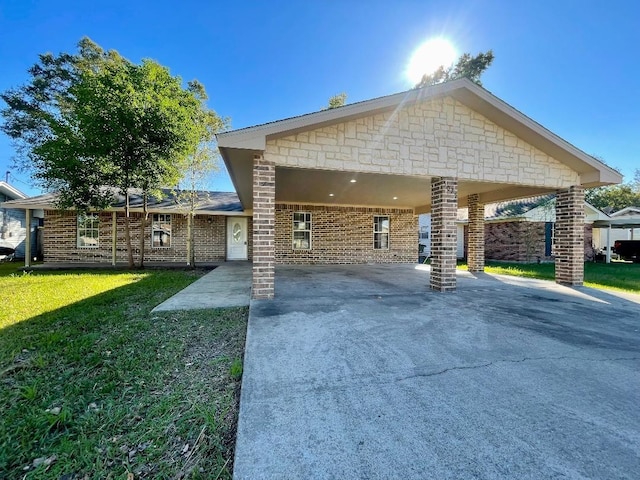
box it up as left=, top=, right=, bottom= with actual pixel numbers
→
left=275, top=167, right=555, bottom=211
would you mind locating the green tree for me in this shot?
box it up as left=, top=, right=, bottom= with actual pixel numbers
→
left=585, top=170, right=640, bottom=213
left=177, top=80, right=229, bottom=266
left=326, top=92, right=347, bottom=109
left=1, top=38, right=217, bottom=268
left=416, top=50, right=494, bottom=88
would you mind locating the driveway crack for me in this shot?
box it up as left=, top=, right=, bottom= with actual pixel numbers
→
left=397, top=355, right=640, bottom=381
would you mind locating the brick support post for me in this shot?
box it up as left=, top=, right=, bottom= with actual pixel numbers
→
left=555, top=185, right=584, bottom=286
left=252, top=155, right=275, bottom=299
left=467, top=193, right=485, bottom=272
left=430, top=177, right=458, bottom=292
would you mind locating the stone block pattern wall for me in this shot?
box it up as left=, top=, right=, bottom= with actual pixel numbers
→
left=275, top=204, right=417, bottom=264
left=431, top=177, right=458, bottom=292
left=43, top=210, right=242, bottom=264
left=555, top=186, right=585, bottom=285
left=467, top=193, right=484, bottom=272
left=264, top=97, right=579, bottom=188
left=252, top=157, right=276, bottom=299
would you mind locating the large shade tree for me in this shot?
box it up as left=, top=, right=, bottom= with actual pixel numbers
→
left=1, top=37, right=222, bottom=267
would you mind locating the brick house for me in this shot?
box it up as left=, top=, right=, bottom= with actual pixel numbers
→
left=2, top=189, right=251, bottom=266
left=217, top=78, right=621, bottom=298
left=3, top=79, right=622, bottom=293
left=452, top=196, right=609, bottom=262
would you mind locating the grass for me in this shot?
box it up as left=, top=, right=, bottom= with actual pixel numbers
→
left=458, top=260, right=640, bottom=293
left=0, top=263, right=248, bottom=479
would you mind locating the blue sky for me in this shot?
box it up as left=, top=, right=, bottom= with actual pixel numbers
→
left=1, top=0, right=638, bottom=195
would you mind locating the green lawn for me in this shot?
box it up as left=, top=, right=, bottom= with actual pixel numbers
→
left=459, top=261, right=640, bottom=293
left=0, top=263, right=247, bottom=479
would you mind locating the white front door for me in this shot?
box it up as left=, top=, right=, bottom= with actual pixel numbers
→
left=227, top=217, right=248, bottom=260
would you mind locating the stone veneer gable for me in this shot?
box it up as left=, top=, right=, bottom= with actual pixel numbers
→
left=264, top=97, right=579, bottom=188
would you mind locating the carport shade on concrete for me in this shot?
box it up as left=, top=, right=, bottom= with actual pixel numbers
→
left=234, top=264, right=640, bottom=479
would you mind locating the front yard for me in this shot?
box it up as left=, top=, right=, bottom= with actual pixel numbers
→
left=461, top=261, right=640, bottom=293
left=0, top=263, right=247, bottom=479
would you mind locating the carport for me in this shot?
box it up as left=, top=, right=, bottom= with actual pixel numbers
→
left=217, top=79, right=621, bottom=298
left=594, top=217, right=640, bottom=262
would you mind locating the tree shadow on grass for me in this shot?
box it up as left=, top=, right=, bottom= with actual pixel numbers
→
left=0, top=270, right=246, bottom=479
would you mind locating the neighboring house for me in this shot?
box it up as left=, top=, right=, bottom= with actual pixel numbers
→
left=0, top=181, right=43, bottom=259
left=2, top=79, right=622, bottom=295
left=1, top=189, right=250, bottom=265
left=593, top=206, right=640, bottom=249
left=451, top=196, right=608, bottom=262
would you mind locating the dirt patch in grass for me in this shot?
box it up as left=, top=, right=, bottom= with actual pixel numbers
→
left=0, top=269, right=248, bottom=479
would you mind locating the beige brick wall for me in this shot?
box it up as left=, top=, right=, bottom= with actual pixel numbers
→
left=264, top=97, right=579, bottom=188
left=275, top=204, right=417, bottom=264
left=43, top=210, right=248, bottom=264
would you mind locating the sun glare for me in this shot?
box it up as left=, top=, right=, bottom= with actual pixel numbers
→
left=406, top=38, right=457, bottom=85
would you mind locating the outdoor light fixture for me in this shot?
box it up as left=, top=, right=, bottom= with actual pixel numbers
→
left=350, top=179, right=356, bottom=183
left=393, top=196, right=398, bottom=200
left=329, top=193, right=335, bottom=197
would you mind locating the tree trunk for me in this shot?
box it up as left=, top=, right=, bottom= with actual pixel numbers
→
left=186, top=213, right=193, bottom=266
left=124, top=191, right=134, bottom=269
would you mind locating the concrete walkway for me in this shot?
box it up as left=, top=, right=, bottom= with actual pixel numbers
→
left=152, top=261, right=251, bottom=311
left=235, top=264, right=640, bottom=479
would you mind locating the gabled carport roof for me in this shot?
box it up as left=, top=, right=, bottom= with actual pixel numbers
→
left=218, top=78, right=622, bottom=210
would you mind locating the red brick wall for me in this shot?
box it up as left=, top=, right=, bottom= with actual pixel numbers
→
left=43, top=210, right=250, bottom=264
left=275, top=204, right=417, bottom=264
left=480, top=220, right=594, bottom=262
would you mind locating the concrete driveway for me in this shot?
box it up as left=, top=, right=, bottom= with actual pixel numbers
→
left=234, top=264, right=640, bottom=479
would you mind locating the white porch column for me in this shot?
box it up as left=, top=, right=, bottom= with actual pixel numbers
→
left=606, top=225, right=611, bottom=264
left=24, top=208, right=32, bottom=267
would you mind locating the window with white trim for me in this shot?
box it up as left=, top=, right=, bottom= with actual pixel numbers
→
left=77, top=214, right=99, bottom=248
left=374, top=216, right=389, bottom=249
left=292, top=212, right=311, bottom=250
left=152, top=214, right=172, bottom=248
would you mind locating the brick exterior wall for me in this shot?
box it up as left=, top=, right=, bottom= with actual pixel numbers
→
left=555, top=186, right=585, bottom=285
left=484, top=221, right=548, bottom=262
left=481, top=221, right=594, bottom=263
left=467, top=193, right=484, bottom=272
left=275, top=204, right=417, bottom=264
left=431, top=177, right=458, bottom=292
left=42, top=210, right=249, bottom=264
left=252, top=156, right=276, bottom=299
left=264, top=97, right=579, bottom=188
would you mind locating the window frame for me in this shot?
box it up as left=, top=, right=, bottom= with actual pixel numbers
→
left=292, top=212, right=312, bottom=250
left=373, top=215, right=390, bottom=250
left=77, top=213, right=100, bottom=249
left=151, top=213, right=172, bottom=249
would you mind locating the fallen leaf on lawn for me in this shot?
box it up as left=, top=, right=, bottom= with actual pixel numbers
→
left=127, top=473, right=134, bottom=480
left=45, top=407, right=61, bottom=415
left=181, top=443, right=189, bottom=455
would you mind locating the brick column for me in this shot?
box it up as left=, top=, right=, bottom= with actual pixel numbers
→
left=252, top=155, right=275, bottom=299
left=467, top=193, right=485, bottom=272
left=430, top=177, right=458, bottom=292
left=555, top=185, right=584, bottom=286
